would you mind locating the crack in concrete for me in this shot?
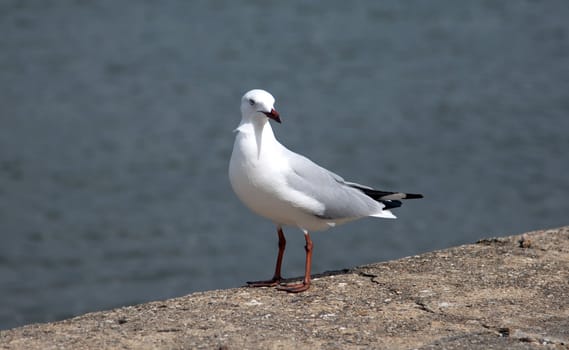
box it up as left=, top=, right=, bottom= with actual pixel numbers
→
left=414, top=301, right=436, bottom=314
left=357, top=272, right=401, bottom=295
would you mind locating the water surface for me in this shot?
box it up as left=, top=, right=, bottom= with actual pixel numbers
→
left=1, top=1, right=568, bottom=329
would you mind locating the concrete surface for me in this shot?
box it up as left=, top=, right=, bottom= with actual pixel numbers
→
left=1, top=226, right=568, bottom=349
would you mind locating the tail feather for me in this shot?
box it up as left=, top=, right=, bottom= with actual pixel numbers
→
left=381, top=199, right=402, bottom=210
left=371, top=210, right=397, bottom=219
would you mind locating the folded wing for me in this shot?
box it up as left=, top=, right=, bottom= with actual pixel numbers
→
left=284, top=151, right=415, bottom=220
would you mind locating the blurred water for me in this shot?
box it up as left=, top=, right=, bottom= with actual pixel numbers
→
left=0, top=1, right=568, bottom=329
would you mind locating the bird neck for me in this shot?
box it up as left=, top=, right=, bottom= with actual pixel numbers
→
left=235, top=117, right=279, bottom=158
left=237, top=117, right=276, bottom=139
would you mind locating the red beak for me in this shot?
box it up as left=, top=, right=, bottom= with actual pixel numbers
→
left=263, top=109, right=281, bottom=123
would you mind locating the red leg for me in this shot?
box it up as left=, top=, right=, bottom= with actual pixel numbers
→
left=277, top=231, right=312, bottom=293
left=247, top=227, right=286, bottom=287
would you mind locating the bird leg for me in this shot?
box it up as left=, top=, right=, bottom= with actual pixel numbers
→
left=277, top=231, right=312, bottom=293
left=247, top=227, right=286, bottom=287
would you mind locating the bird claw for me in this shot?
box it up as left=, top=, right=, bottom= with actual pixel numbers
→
left=276, top=282, right=310, bottom=293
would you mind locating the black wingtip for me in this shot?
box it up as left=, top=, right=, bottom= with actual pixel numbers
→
left=350, top=184, right=424, bottom=201
left=405, top=193, right=424, bottom=199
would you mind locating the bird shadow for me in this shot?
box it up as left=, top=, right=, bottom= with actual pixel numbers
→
left=241, top=268, right=354, bottom=288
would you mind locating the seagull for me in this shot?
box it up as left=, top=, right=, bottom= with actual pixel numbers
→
left=229, top=89, right=423, bottom=293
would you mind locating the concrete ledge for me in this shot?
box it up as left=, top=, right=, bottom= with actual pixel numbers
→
left=2, top=226, right=568, bottom=349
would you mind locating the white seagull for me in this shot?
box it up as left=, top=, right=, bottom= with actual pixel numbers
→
left=229, top=89, right=423, bottom=292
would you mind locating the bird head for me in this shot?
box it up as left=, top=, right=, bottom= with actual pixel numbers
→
left=240, top=89, right=281, bottom=123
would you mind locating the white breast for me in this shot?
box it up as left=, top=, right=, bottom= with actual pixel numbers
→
left=229, top=125, right=330, bottom=231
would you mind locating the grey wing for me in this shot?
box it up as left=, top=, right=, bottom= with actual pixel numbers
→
left=285, top=151, right=383, bottom=219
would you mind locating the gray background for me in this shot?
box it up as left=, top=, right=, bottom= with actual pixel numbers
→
left=1, top=1, right=568, bottom=329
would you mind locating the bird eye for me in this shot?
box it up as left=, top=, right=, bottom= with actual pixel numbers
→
left=248, top=99, right=255, bottom=106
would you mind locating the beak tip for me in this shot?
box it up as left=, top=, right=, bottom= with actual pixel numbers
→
left=272, top=109, right=281, bottom=123
left=264, top=109, right=281, bottom=123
